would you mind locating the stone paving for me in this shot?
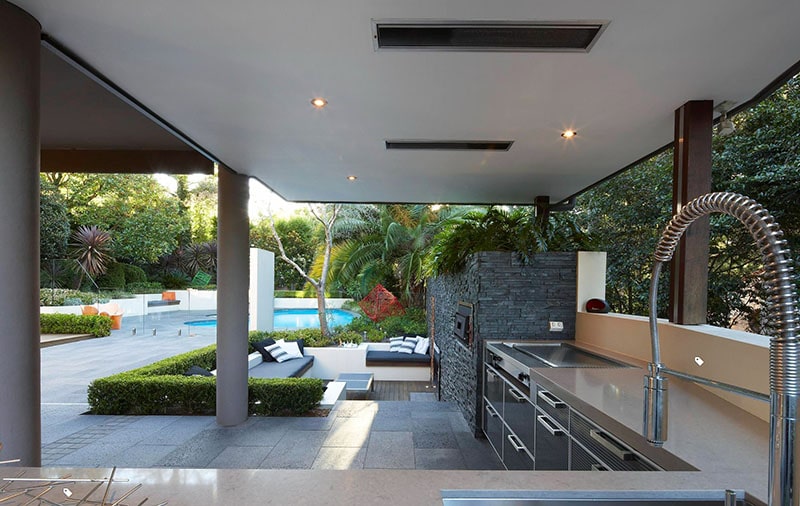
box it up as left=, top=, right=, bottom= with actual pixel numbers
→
left=39, top=310, right=502, bottom=470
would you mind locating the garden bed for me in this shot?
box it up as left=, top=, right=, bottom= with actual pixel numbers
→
left=87, top=341, right=324, bottom=416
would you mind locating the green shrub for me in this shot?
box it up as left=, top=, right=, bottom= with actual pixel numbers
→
left=378, top=309, right=428, bottom=337
left=98, top=262, right=126, bottom=289
left=248, top=328, right=333, bottom=348
left=87, top=344, right=324, bottom=416
left=275, top=290, right=305, bottom=298
left=41, top=314, right=112, bottom=337
left=40, top=288, right=101, bottom=306
left=160, top=270, right=190, bottom=289
left=334, top=330, right=363, bottom=345
left=340, top=300, right=362, bottom=313
left=122, top=264, right=148, bottom=285
left=126, top=281, right=164, bottom=294
left=342, top=315, right=386, bottom=342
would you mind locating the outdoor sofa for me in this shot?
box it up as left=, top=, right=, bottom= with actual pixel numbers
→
left=248, top=338, right=314, bottom=378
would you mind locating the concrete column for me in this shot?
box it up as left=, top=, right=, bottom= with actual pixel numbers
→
left=249, top=248, right=275, bottom=332
left=670, top=100, right=713, bottom=324
left=0, top=2, right=41, bottom=466
left=216, top=168, right=250, bottom=426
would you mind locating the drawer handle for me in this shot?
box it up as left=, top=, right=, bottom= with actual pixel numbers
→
left=538, top=390, right=566, bottom=409
left=486, top=404, right=499, bottom=418
left=508, top=388, right=527, bottom=402
left=589, top=429, right=635, bottom=461
left=507, top=434, right=526, bottom=452
left=591, top=463, right=609, bottom=471
left=487, top=368, right=496, bottom=378
left=536, top=415, right=565, bottom=436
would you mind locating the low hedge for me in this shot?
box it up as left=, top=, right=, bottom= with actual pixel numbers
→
left=41, top=313, right=112, bottom=337
left=87, top=344, right=324, bottom=416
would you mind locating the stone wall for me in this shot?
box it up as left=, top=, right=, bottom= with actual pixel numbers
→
left=427, top=251, right=578, bottom=434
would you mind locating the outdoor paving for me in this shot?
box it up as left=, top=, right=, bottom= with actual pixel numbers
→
left=39, top=309, right=502, bottom=471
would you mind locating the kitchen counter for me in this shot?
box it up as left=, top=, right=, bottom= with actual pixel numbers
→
left=2, top=358, right=770, bottom=505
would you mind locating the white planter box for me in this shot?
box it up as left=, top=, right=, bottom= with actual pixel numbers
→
left=304, top=343, right=432, bottom=382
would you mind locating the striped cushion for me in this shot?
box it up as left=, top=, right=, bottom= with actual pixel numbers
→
left=389, top=336, right=405, bottom=352
left=266, top=343, right=291, bottom=362
left=398, top=338, right=418, bottom=354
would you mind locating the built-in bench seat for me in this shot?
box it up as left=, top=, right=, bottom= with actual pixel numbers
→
left=365, top=349, right=439, bottom=367
left=249, top=354, right=314, bottom=378
left=147, top=299, right=181, bottom=307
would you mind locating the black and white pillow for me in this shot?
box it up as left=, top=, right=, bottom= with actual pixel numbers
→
left=398, top=337, right=418, bottom=354
left=266, top=342, right=291, bottom=362
left=253, top=338, right=277, bottom=362
left=389, top=336, right=405, bottom=352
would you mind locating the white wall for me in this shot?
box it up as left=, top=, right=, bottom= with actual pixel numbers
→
left=304, top=343, right=433, bottom=381
left=249, top=248, right=275, bottom=331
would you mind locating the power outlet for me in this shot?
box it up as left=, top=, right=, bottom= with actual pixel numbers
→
left=549, top=321, right=564, bottom=332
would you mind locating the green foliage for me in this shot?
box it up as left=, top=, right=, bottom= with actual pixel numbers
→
left=248, top=328, right=333, bottom=348
left=160, top=270, right=191, bottom=289
left=87, top=345, right=324, bottom=415
left=41, top=313, right=112, bottom=337
left=97, top=262, right=126, bottom=289
left=430, top=207, right=591, bottom=275
left=275, top=290, right=306, bottom=298
left=186, top=175, right=218, bottom=243
left=40, top=179, right=70, bottom=261
left=334, top=330, right=363, bottom=345
left=46, top=173, right=191, bottom=264
left=70, top=225, right=113, bottom=280
left=40, top=288, right=101, bottom=306
left=378, top=308, right=428, bottom=336
left=250, top=213, right=321, bottom=290
left=126, top=281, right=164, bottom=294
left=122, top=263, right=148, bottom=285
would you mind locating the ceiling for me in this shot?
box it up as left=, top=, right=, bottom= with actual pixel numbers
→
left=16, top=0, right=800, bottom=204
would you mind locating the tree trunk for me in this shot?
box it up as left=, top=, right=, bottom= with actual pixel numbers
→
left=316, top=287, right=329, bottom=337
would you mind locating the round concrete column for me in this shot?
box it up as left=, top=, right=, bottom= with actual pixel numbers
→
left=216, top=168, right=250, bottom=426
left=0, top=1, right=41, bottom=466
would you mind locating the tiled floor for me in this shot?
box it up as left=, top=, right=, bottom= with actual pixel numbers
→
left=39, top=310, right=502, bottom=471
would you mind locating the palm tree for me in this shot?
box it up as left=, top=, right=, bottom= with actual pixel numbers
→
left=70, top=225, right=112, bottom=288
left=324, top=204, right=475, bottom=307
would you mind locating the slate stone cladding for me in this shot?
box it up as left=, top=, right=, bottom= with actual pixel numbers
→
left=426, top=251, right=578, bottom=435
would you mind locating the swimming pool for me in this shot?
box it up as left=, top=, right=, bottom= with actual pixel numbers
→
left=185, top=308, right=356, bottom=330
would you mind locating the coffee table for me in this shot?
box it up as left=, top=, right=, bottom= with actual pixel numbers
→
left=336, top=372, right=374, bottom=399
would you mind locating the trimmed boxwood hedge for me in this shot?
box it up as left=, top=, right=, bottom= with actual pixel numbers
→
left=41, top=313, right=112, bottom=337
left=87, top=344, right=324, bottom=416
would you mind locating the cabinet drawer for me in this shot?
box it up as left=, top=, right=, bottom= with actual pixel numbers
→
left=484, top=365, right=504, bottom=413
left=536, top=386, right=570, bottom=430
left=483, top=399, right=503, bottom=460
left=503, top=383, right=534, bottom=453
left=570, top=439, right=609, bottom=471
left=570, top=411, right=660, bottom=471
left=534, top=407, right=569, bottom=470
left=502, top=426, right=534, bottom=470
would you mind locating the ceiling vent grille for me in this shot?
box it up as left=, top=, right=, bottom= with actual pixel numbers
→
left=385, top=140, right=513, bottom=151
left=373, top=20, right=607, bottom=52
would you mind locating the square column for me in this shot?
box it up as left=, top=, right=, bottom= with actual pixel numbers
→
left=216, top=167, right=250, bottom=426
left=0, top=1, right=42, bottom=466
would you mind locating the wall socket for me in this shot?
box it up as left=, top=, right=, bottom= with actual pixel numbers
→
left=549, top=321, right=564, bottom=332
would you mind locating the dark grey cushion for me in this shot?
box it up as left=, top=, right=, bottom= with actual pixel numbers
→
left=366, top=350, right=432, bottom=364
left=184, top=365, right=213, bottom=377
left=249, top=355, right=314, bottom=378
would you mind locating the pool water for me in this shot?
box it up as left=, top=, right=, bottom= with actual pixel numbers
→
left=185, top=308, right=355, bottom=330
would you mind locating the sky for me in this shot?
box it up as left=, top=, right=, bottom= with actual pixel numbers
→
left=154, top=173, right=303, bottom=220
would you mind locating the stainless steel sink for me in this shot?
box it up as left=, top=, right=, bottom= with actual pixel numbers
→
left=510, top=342, right=630, bottom=368
left=441, top=489, right=758, bottom=505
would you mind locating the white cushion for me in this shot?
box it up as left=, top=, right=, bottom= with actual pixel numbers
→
left=279, top=340, right=303, bottom=359
left=414, top=337, right=429, bottom=355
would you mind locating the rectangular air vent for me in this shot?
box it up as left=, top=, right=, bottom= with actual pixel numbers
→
left=373, top=20, right=607, bottom=52
left=385, top=140, right=513, bottom=151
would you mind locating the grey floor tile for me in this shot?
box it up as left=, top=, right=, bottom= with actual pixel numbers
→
left=323, top=417, right=374, bottom=447
left=146, top=416, right=216, bottom=445
left=363, top=431, right=415, bottom=469
left=371, top=412, right=413, bottom=432
left=415, top=448, right=467, bottom=470
left=208, top=446, right=274, bottom=469
left=155, top=428, right=235, bottom=468
left=412, top=416, right=455, bottom=433
left=259, top=430, right=327, bottom=469
left=108, top=444, right=181, bottom=468
left=311, top=447, right=366, bottom=470
left=413, top=430, right=458, bottom=449
left=410, top=392, right=438, bottom=402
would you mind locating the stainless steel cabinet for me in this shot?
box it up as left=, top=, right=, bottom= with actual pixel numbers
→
left=533, top=407, right=569, bottom=470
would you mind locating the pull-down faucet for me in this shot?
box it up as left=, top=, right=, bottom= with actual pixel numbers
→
left=643, top=192, right=798, bottom=506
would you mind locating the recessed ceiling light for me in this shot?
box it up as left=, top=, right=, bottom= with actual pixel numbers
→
left=561, top=130, right=577, bottom=139
left=346, top=175, right=357, bottom=181
left=311, top=97, right=328, bottom=109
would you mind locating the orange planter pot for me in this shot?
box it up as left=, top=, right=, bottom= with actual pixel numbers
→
left=110, top=314, right=123, bottom=330
left=162, top=291, right=176, bottom=301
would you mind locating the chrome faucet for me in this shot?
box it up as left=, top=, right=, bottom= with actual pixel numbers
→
left=643, top=192, right=797, bottom=506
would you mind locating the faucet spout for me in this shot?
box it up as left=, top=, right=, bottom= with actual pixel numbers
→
left=644, top=192, right=797, bottom=506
